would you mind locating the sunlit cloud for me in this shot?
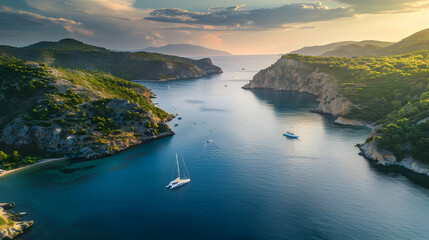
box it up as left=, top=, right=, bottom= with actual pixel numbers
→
left=0, top=6, right=89, bottom=35
left=334, top=0, right=429, bottom=13
left=145, top=2, right=353, bottom=30
left=1, top=0, right=429, bottom=53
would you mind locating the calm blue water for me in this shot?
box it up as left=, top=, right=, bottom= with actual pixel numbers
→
left=1, top=55, right=429, bottom=240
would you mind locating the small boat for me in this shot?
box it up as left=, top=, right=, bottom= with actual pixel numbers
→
left=178, top=117, right=182, bottom=120
left=166, top=154, right=190, bottom=189
left=283, top=131, right=299, bottom=138
left=174, top=123, right=178, bottom=127
left=207, top=139, right=213, bottom=144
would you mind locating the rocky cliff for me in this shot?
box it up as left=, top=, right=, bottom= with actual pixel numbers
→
left=0, top=203, right=33, bottom=240
left=0, top=57, right=174, bottom=169
left=359, top=129, right=429, bottom=176
left=243, top=57, right=352, bottom=116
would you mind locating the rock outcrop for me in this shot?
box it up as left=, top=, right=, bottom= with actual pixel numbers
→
left=243, top=57, right=352, bottom=117
left=334, top=117, right=373, bottom=128
left=0, top=99, right=174, bottom=159
left=0, top=203, right=33, bottom=240
left=358, top=129, right=429, bottom=176
left=0, top=58, right=175, bottom=166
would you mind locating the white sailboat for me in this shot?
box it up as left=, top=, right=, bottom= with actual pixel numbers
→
left=166, top=153, right=190, bottom=189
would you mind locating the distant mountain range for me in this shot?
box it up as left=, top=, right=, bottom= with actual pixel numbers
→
left=142, top=44, right=233, bottom=57
left=0, top=39, right=222, bottom=80
left=290, top=28, right=429, bottom=57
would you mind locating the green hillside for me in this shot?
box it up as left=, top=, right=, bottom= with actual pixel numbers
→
left=285, top=52, right=429, bottom=162
left=25, top=38, right=109, bottom=52
left=0, top=56, right=173, bottom=169
left=0, top=39, right=222, bottom=81
left=286, top=51, right=429, bottom=122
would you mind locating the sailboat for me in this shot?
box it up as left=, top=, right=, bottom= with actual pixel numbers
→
left=166, top=153, right=191, bottom=189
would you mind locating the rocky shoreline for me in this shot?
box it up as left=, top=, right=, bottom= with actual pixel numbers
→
left=243, top=58, right=352, bottom=117
left=0, top=130, right=174, bottom=179
left=0, top=203, right=33, bottom=240
left=243, top=56, right=429, bottom=177
left=357, top=129, right=429, bottom=177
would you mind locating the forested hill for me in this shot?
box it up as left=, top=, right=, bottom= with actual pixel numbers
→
left=0, top=56, right=174, bottom=170
left=244, top=51, right=429, bottom=163
left=0, top=39, right=223, bottom=81
left=142, top=44, right=233, bottom=57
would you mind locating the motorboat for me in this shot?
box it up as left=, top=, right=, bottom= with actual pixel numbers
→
left=283, top=131, right=299, bottom=138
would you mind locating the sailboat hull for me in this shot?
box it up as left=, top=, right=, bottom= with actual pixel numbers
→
left=166, top=153, right=191, bottom=190
left=169, top=179, right=191, bottom=189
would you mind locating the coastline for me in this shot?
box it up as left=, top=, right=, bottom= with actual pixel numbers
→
left=358, top=142, right=429, bottom=177
left=0, top=157, right=66, bottom=179
left=0, top=130, right=175, bottom=180
left=357, top=128, right=429, bottom=177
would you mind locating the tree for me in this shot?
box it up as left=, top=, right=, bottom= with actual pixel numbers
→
left=9, top=151, right=22, bottom=163
left=0, top=151, right=7, bottom=162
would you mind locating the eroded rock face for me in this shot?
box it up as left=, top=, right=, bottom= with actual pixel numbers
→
left=0, top=203, right=33, bottom=240
left=243, top=58, right=352, bottom=116
left=359, top=129, right=429, bottom=176
left=0, top=98, right=174, bottom=160
left=334, top=117, right=373, bottom=127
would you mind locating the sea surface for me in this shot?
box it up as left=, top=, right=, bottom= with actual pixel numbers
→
left=1, top=55, right=429, bottom=240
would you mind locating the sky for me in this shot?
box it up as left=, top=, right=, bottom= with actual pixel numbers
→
left=1, top=0, right=429, bottom=54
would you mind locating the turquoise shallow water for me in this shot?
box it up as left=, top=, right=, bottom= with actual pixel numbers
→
left=1, top=55, right=429, bottom=240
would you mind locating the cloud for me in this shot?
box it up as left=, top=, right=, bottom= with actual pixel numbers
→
left=334, top=0, right=429, bottom=13
left=144, top=2, right=353, bottom=30
left=22, top=0, right=139, bottom=16
left=0, top=6, right=89, bottom=35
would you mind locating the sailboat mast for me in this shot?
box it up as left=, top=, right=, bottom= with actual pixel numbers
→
left=176, top=153, right=180, bottom=179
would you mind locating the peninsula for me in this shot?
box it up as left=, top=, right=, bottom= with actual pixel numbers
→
left=0, top=39, right=223, bottom=81
left=244, top=29, right=429, bottom=176
left=0, top=56, right=174, bottom=171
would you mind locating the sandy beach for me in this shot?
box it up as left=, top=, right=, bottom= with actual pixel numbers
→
left=0, top=157, right=66, bottom=179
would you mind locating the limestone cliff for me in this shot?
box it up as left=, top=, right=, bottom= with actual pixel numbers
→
left=243, top=57, right=352, bottom=116
left=359, top=129, right=429, bottom=176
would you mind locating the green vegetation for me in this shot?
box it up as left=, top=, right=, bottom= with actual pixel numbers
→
left=0, top=215, right=14, bottom=227
left=376, top=118, right=429, bottom=163
left=285, top=51, right=429, bottom=122
left=0, top=150, right=41, bottom=170
left=0, top=39, right=221, bottom=81
left=56, top=68, right=169, bottom=119
left=0, top=56, right=173, bottom=169
left=285, top=51, right=429, bottom=163
left=25, top=38, right=109, bottom=52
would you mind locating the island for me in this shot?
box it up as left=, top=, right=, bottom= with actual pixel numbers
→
left=0, top=56, right=174, bottom=172
left=0, top=39, right=223, bottom=81
left=142, top=44, right=233, bottom=57
left=243, top=29, right=429, bottom=176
